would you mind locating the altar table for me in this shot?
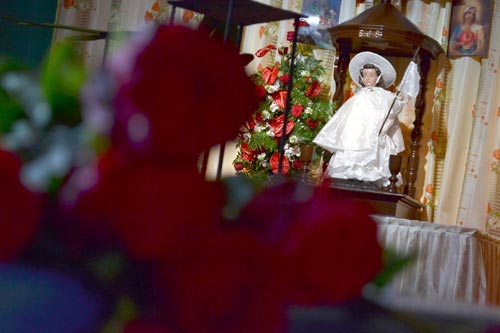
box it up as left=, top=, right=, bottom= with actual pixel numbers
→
left=374, top=216, right=487, bottom=303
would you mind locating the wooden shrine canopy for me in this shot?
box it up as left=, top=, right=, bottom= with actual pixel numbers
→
left=327, top=1, right=444, bottom=199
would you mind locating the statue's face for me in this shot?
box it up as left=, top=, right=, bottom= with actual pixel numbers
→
left=361, top=68, right=378, bottom=87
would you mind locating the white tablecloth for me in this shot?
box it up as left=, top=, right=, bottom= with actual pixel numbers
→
left=375, top=215, right=487, bottom=303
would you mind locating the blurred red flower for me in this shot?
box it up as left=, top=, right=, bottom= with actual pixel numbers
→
left=111, top=25, right=258, bottom=162
left=234, top=161, right=244, bottom=171
left=156, top=231, right=290, bottom=333
left=292, top=159, right=303, bottom=169
left=285, top=186, right=382, bottom=305
left=235, top=181, right=381, bottom=305
left=62, top=148, right=225, bottom=260
left=0, top=150, right=42, bottom=261
left=124, top=319, right=176, bottom=333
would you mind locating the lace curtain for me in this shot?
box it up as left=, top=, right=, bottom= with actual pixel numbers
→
left=54, top=0, right=500, bottom=232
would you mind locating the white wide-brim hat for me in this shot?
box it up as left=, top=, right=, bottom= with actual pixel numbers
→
left=348, top=51, right=396, bottom=88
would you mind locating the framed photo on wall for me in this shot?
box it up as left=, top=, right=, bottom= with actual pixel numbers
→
left=301, top=0, right=342, bottom=28
left=448, top=0, right=493, bottom=58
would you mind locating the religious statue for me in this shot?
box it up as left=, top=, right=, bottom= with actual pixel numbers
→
left=313, top=51, right=419, bottom=186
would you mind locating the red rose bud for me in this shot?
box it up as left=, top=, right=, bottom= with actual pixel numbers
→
left=293, top=159, right=304, bottom=169
left=306, top=118, right=318, bottom=129
left=291, top=104, right=303, bottom=118
left=286, top=31, right=295, bottom=42
left=279, top=74, right=290, bottom=85
left=255, top=85, right=266, bottom=99
left=234, top=162, right=244, bottom=171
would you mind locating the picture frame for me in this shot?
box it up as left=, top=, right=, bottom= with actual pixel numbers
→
left=448, top=0, right=493, bottom=58
left=301, top=0, right=342, bottom=28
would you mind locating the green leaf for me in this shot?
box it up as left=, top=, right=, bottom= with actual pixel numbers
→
left=40, top=41, right=87, bottom=126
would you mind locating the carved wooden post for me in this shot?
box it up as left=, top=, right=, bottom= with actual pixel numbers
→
left=404, top=52, right=430, bottom=197
left=333, top=43, right=351, bottom=106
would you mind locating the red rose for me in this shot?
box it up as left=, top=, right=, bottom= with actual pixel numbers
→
left=286, top=31, right=295, bottom=42
left=269, top=152, right=290, bottom=174
left=291, top=104, right=303, bottom=118
left=0, top=150, right=42, bottom=261
left=306, top=118, right=318, bottom=129
left=279, top=74, right=290, bottom=85
left=305, top=80, right=321, bottom=98
left=270, top=114, right=294, bottom=138
left=234, top=162, right=244, bottom=171
left=293, top=159, right=304, bottom=169
left=111, top=25, right=258, bottom=161
left=255, top=85, right=266, bottom=99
